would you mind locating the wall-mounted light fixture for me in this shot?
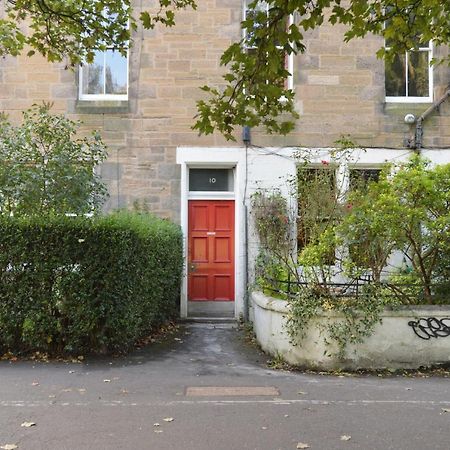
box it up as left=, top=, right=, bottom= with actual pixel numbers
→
left=404, top=113, right=416, bottom=124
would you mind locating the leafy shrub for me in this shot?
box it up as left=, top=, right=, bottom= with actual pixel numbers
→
left=0, top=103, right=107, bottom=216
left=0, top=211, right=183, bottom=355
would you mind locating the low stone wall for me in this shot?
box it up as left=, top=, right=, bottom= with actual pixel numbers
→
left=251, top=291, right=450, bottom=370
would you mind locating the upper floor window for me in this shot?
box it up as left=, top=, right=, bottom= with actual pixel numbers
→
left=243, top=1, right=293, bottom=91
left=385, top=41, right=433, bottom=103
left=79, top=49, right=128, bottom=100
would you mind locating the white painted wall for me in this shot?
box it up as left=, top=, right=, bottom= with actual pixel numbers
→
left=252, top=291, right=450, bottom=370
left=177, top=146, right=450, bottom=319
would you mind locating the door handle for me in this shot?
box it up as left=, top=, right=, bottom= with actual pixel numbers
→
left=189, top=263, right=197, bottom=273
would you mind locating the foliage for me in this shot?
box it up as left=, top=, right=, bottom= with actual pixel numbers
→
left=0, top=104, right=108, bottom=217
left=193, top=0, right=450, bottom=138
left=0, top=0, right=196, bottom=65
left=335, top=156, right=450, bottom=303
left=1, top=2, right=448, bottom=139
left=252, top=152, right=449, bottom=357
left=285, top=285, right=395, bottom=358
left=0, top=211, right=183, bottom=356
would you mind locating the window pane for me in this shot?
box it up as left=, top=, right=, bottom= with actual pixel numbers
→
left=297, top=168, right=336, bottom=263
left=82, top=51, right=104, bottom=95
left=385, top=53, right=406, bottom=96
left=189, top=169, right=233, bottom=191
left=105, top=50, right=127, bottom=95
left=408, top=51, right=429, bottom=97
left=349, top=169, right=381, bottom=191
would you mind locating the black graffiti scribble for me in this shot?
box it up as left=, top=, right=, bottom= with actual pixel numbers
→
left=408, top=318, right=450, bottom=340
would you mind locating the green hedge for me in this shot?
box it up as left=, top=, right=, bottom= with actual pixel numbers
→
left=0, top=212, right=183, bottom=355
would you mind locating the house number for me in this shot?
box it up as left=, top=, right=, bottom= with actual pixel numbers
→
left=209, top=177, right=217, bottom=184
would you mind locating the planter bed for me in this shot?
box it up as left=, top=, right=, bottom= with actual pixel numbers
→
left=251, top=291, right=450, bottom=370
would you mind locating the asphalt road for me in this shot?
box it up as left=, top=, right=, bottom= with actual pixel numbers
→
left=1, top=322, right=450, bottom=450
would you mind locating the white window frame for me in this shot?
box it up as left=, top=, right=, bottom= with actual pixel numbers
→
left=385, top=42, right=433, bottom=103
left=79, top=49, right=129, bottom=101
left=242, top=1, right=294, bottom=91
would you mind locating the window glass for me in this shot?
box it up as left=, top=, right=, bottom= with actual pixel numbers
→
left=408, top=51, right=429, bottom=97
left=349, top=169, right=381, bottom=191
left=189, top=169, right=234, bottom=192
left=385, top=42, right=431, bottom=100
left=80, top=50, right=128, bottom=98
left=105, top=50, right=128, bottom=95
left=243, top=1, right=292, bottom=90
left=82, top=51, right=104, bottom=95
left=297, top=167, right=337, bottom=263
left=385, top=54, right=406, bottom=96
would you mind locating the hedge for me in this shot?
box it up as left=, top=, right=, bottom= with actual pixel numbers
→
left=0, top=212, right=183, bottom=355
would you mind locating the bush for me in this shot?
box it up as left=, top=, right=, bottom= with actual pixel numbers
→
left=0, top=211, right=183, bottom=356
left=0, top=103, right=108, bottom=217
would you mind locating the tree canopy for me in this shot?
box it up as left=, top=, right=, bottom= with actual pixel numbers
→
left=1, top=0, right=449, bottom=139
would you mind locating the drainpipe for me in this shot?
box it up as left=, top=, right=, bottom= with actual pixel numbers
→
left=242, top=126, right=251, bottom=322
left=414, top=88, right=450, bottom=151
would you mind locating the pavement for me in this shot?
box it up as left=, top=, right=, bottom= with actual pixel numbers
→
left=1, top=321, right=450, bottom=450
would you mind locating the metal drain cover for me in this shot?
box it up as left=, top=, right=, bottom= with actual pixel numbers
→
left=185, top=386, right=280, bottom=397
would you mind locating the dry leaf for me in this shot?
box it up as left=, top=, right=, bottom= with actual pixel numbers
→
left=441, top=408, right=450, bottom=413
left=154, top=430, right=163, bottom=433
left=1, top=445, right=18, bottom=450
left=163, top=417, right=174, bottom=422
left=261, top=426, right=268, bottom=430
left=341, top=435, right=351, bottom=441
left=297, top=443, right=310, bottom=449
left=31, top=382, right=39, bottom=386
left=21, top=422, right=36, bottom=428
left=69, top=370, right=75, bottom=374
left=103, top=379, right=111, bottom=383
left=297, top=391, right=307, bottom=395
left=153, top=423, right=160, bottom=427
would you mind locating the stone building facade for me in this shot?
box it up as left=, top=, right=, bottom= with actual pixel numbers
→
left=1, top=1, right=449, bottom=317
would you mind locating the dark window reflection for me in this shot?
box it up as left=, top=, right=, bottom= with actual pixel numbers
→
left=385, top=54, right=406, bottom=96
left=408, top=51, right=429, bottom=97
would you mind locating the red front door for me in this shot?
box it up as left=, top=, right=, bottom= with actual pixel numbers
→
left=188, top=200, right=235, bottom=302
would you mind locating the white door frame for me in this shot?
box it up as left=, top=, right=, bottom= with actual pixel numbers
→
left=176, top=147, right=247, bottom=319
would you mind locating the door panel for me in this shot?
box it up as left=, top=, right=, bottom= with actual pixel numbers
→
left=188, top=200, right=235, bottom=302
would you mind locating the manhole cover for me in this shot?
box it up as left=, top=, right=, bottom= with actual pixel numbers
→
left=185, top=386, right=279, bottom=397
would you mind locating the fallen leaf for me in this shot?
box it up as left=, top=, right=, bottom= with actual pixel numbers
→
left=284, top=414, right=289, bottom=418
left=103, top=379, right=111, bottom=383
left=154, top=430, right=163, bottom=433
left=297, top=391, right=307, bottom=395
left=441, top=408, right=450, bottom=413
left=341, top=435, right=351, bottom=441
left=261, top=426, right=268, bottom=430
left=174, top=338, right=182, bottom=341
left=21, top=422, right=36, bottom=428
left=31, top=382, right=39, bottom=386
left=297, top=443, right=310, bottom=449
left=153, top=423, right=160, bottom=427
left=48, top=395, right=56, bottom=398
left=1, top=445, right=18, bottom=449
left=163, top=417, right=174, bottom=422
left=78, top=389, right=86, bottom=393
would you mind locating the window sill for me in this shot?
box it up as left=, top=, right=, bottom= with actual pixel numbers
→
left=385, top=97, right=433, bottom=104
left=75, top=99, right=129, bottom=114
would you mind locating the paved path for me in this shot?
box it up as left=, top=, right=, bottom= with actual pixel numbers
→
left=1, top=322, right=450, bottom=450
